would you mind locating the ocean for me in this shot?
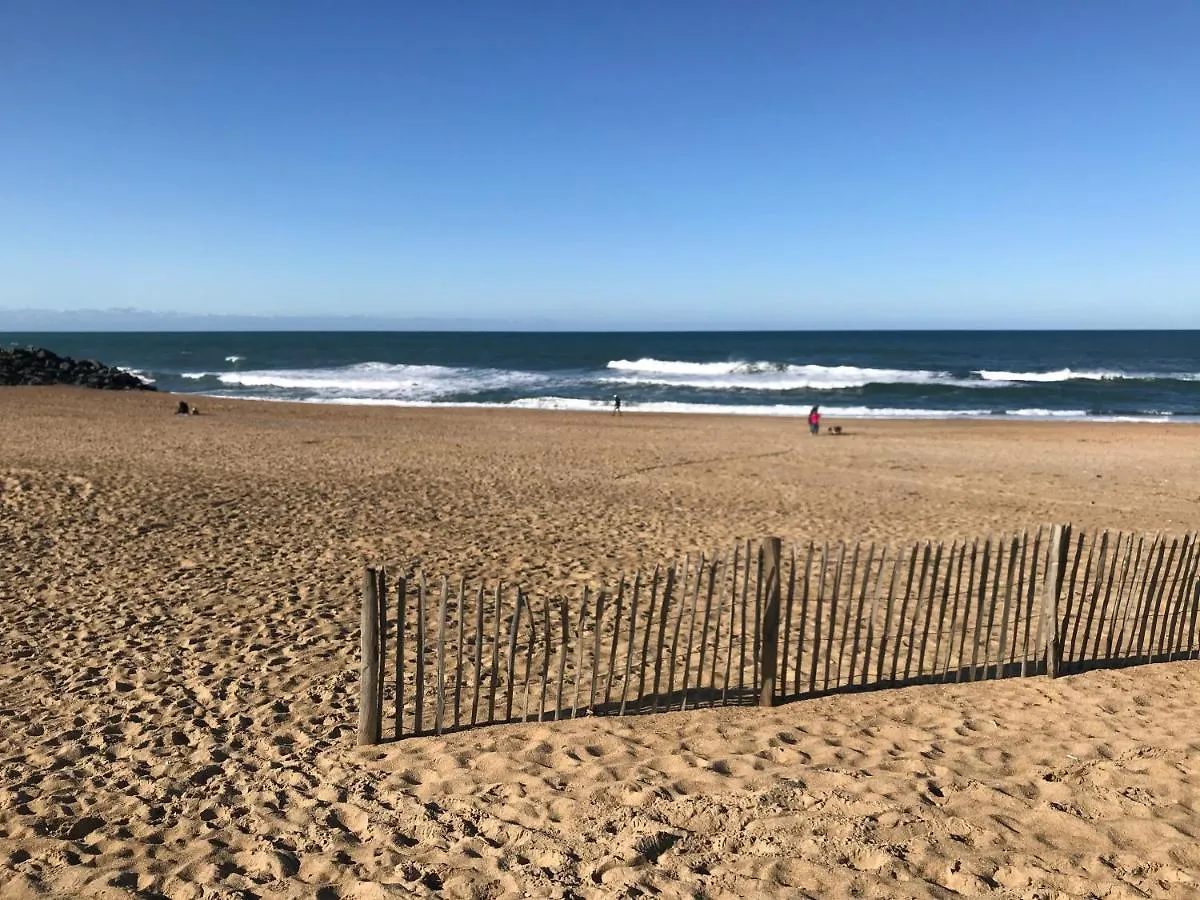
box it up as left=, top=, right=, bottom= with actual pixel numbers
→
left=6, top=331, right=1200, bottom=422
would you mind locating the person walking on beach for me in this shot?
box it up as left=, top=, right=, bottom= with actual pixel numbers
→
left=808, top=405, right=821, bottom=435
left=612, top=394, right=622, bottom=416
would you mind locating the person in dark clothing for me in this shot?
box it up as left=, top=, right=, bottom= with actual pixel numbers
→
left=612, top=394, right=622, bottom=416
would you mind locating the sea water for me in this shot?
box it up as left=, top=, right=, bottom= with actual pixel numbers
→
left=6, top=330, right=1200, bottom=421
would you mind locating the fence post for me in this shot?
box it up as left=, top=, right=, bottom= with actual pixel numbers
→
left=759, top=537, right=783, bottom=707
left=1043, top=524, right=1071, bottom=678
left=359, top=567, right=382, bottom=745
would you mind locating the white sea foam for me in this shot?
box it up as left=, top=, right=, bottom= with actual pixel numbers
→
left=608, top=358, right=763, bottom=376
left=978, top=368, right=1129, bottom=383
left=213, top=361, right=550, bottom=398
left=225, top=355, right=244, bottom=364
left=118, top=367, right=155, bottom=383
left=1005, top=408, right=1088, bottom=417
left=183, top=390, right=1185, bottom=421
left=605, top=358, right=955, bottom=390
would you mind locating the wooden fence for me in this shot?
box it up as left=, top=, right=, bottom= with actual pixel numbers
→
left=358, top=525, right=1200, bottom=744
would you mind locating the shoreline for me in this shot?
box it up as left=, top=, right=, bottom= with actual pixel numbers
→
left=171, top=387, right=1200, bottom=424
left=26, top=384, right=1200, bottom=426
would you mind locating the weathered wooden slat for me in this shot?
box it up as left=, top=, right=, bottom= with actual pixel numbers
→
left=1134, top=537, right=1170, bottom=661
left=589, top=585, right=606, bottom=715
left=834, top=542, right=861, bottom=688
left=995, top=537, right=1018, bottom=678
left=930, top=541, right=957, bottom=680
left=1147, top=537, right=1178, bottom=659
left=1161, top=532, right=1190, bottom=657
left=358, top=567, right=381, bottom=746
left=942, top=540, right=969, bottom=681
left=487, top=582, right=503, bottom=723
left=603, top=576, right=626, bottom=710
left=453, top=577, right=466, bottom=729
left=376, top=568, right=388, bottom=739
left=693, top=554, right=719, bottom=708
left=847, top=543, right=876, bottom=688
left=1008, top=531, right=1028, bottom=672
left=570, top=586, right=590, bottom=719
left=435, top=576, right=449, bottom=735
left=1142, top=538, right=1177, bottom=661
left=394, top=573, right=407, bottom=740
left=539, top=596, right=552, bottom=721
left=917, top=543, right=943, bottom=680
left=876, top=550, right=902, bottom=684
left=968, top=538, right=991, bottom=682
left=651, top=564, right=677, bottom=713
left=862, top=546, right=888, bottom=687
left=471, top=584, right=485, bottom=726
left=825, top=542, right=854, bottom=691
left=890, top=543, right=919, bottom=685
left=1064, top=534, right=1095, bottom=671
left=904, top=543, right=932, bottom=683
left=809, top=543, right=828, bottom=694
left=1041, top=525, right=1070, bottom=678
left=739, top=540, right=751, bottom=701
left=981, top=537, right=1004, bottom=680
left=667, top=556, right=694, bottom=703
left=752, top=546, right=763, bottom=694
left=1088, top=531, right=1119, bottom=662
left=1054, top=531, right=1085, bottom=673
left=522, top=592, right=536, bottom=722
left=504, top=590, right=523, bottom=722
left=780, top=546, right=797, bottom=697
left=955, top=541, right=978, bottom=682
left=824, top=542, right=847, bottom=690
left=1182, top=537, right=1200, bottom=660
left=715, top=547, right=735, bottom=702
left=1116, top=535, right=1155, bottom=659
left=637, top=567, right=661, bottom=712
left=1109, top=534, right=1144, bottom=659
left=1100, top=531, right=1127, bottom=661
left=1101, top=532, right=1133, bottom=660
left=1153, top=536, right=1189, bottom=659
left=619, top=570, right=642, bottom=716
left=1182, top=541, right=1200, bottom=659
left=1020, top=529, right=1042, bottom=677
left=794, top=542, right=814, bottom=694
left=758, top=538, right=783, bottom=706
left=1160, top=535, right=1195, bottom=660
left=680, top=554, right=707, bottom=710
left=1182, top=545, right=1198, bottom=659
left=554, top=594, right=570, bottom=720
left=414, top=573, right=427, bottom=735
left=1074, top=532, right=1108, bottom=671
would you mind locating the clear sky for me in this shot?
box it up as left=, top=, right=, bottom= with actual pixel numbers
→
left=2, top=1, right=1198, bottom=329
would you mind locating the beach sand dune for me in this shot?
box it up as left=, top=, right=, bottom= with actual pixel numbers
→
left=2, top=388, right=1198, bottom=898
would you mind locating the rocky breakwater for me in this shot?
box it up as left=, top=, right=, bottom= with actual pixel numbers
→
left=0, top=346, right=157, bottom=390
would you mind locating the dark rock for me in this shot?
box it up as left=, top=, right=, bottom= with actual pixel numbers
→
left=0, top=346, right=156, bottom=390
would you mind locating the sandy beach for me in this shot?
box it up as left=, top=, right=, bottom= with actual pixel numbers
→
left=3, top=386, right=1199, bottom=898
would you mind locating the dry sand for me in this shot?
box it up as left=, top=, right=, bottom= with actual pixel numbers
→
left=2, top=386, right=1199, bottom=898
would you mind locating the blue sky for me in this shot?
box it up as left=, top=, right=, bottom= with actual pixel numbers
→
left=2, top=1, right=1198, bottom=329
